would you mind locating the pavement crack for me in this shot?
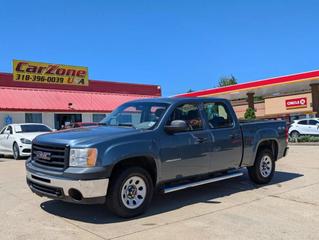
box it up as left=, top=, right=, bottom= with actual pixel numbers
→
left=269, top=195, right=319, bottom=207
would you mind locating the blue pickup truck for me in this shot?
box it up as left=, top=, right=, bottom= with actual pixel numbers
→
left=26, top=98, right=288, bottom=218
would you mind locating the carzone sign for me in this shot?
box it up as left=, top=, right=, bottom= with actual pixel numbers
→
left=13, top=60, right=88, bottom=86
left=285, top=97, right=307, bottom=109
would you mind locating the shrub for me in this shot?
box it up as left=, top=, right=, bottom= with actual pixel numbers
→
left=289, top=135, right=319, bottom=143
left=244, top=107, right=256, bottom=120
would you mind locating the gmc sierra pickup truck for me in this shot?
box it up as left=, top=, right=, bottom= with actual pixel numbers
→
left=26, top=98, right=288, bottom=218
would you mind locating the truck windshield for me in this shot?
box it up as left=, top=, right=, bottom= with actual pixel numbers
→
left=100, top=102, right=169, bottom=130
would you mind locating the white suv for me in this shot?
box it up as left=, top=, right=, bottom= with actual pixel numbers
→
left=288, top=118, right=319, bottom=138
left=0, top=123, right=52, bottom=159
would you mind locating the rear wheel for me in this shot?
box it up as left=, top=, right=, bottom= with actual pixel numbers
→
left=106, top=167, right=154, bottom=218
left=248, top=149, right=275, bottom=184
left=13, top=142, right=21, bottom=160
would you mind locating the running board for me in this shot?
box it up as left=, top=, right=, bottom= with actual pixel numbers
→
left=163, top=171, right=243, bottom=194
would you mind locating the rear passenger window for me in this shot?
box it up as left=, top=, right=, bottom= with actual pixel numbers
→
left=309, top=120, right=319, bottom=125
left=203, top=102, right=233, bottom=128
left=168, top=104, right=203, bottom=131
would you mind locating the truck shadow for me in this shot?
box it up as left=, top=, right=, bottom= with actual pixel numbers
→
left=40, top=170, right=302, bottom=224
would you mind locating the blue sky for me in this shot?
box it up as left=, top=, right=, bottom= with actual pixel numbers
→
left=0, top=0, right=318, bottom=96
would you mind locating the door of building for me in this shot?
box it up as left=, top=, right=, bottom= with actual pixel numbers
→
left=54, top=114, right=82, bottom=130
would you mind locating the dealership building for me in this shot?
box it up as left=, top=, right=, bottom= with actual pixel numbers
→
left=0, top=72, right=161, bottom=129
left=177, top=70, right=319, bottom=122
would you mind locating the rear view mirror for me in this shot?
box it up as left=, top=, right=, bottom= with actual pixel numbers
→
left=164, top=120, right=189, bottom=134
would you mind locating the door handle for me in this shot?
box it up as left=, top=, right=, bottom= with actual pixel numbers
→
left=194, top=137, right=208, bottom=143
left=230, top=134, right=238, bottom=139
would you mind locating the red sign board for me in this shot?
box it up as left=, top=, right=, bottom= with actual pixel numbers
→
left=285, top=97, right=307, bottom=109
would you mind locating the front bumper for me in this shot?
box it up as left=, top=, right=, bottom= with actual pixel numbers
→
left=26, top=168, right=109, bottom=204
left=19, top=143, right=32, bottom=156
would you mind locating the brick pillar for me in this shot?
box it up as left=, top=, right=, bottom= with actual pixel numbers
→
left=311, top=83, right=319, bottom=116
left=247, top=92, right=255, bottom=109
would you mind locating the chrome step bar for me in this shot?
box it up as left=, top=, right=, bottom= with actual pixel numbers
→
left=164, top=171, right=243, bottom=194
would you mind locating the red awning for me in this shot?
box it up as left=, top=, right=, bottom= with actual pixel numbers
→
left=0, top=87, right=154, bottom=112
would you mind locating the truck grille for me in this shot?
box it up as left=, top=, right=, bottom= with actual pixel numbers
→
left=32, top=144, right=68, bottom=169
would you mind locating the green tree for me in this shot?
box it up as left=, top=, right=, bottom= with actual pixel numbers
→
left=244, top=107, right=256, bottom=120
left=218, top=75, right=237, bottom=87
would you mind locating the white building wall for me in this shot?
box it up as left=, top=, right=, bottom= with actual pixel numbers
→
left=82, top=113, right=93, bottom=122
left=42, top=112, right=55, bottom=129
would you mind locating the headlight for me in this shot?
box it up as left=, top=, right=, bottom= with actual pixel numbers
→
left=20, top=138, right=32, bottom=144
left=69, top=148, right=97, bottom=167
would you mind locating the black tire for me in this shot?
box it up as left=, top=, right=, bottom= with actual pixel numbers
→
left=13, top=142, right=21, bottom=160
left=106, top=167, right=154, bottom=218
left=248, top=148, right=275, bottom=184
left=290, top=130, right=300, bottom=138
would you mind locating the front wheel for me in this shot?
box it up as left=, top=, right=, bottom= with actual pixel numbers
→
left=106, top=167, right=154, bottom=218
left=13, top=142, right=21, bottom=160
left=290, top=130, right=300, bottom=139
left=248, top=149, right=275, bottom=184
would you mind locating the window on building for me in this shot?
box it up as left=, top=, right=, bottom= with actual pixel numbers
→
left=25, top=113, right=42, bottom=123
left=203, top=102, right=233, bottom=129
left=167, top=104, right=203, bottom=131
left=92, top=114, right=107, bottom=123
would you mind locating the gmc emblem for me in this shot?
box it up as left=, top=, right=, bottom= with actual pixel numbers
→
left=34, top=151, right=51, bottom=161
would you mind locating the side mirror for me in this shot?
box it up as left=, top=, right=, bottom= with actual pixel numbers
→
left=164, top=120, right=189, bottom=134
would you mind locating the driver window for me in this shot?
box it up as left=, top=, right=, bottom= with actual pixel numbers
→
left=168, top=104, right=203, bottom=131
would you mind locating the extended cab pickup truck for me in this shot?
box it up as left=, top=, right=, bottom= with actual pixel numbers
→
left=26, top=98, right=289, bottom=218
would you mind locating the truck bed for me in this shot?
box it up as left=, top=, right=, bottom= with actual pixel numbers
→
left=239, top=120, right=287, bottom=167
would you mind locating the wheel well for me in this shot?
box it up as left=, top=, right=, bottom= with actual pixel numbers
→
left=290, top=130, right=299, bottom=135
left=257, top=140, right=278, bottom=160
left=110, top=156, right=157, bottom=185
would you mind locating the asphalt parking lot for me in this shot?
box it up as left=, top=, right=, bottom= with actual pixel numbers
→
left=0, top=145, right=318, bottom=240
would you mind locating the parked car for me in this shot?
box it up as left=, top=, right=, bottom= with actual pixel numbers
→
left=0, top=123, right=52, bottom=159
left=288, top=118, right=319, bottom=138
left=64, top=122, right=99, bottom=129
left=26, top=98, right=288, bottom=218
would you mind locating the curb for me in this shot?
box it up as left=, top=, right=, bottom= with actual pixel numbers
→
left=289, top=142, right=319, bottom=146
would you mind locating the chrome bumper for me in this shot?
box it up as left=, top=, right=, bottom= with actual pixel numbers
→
left=26, top=170, right=108, bottom=199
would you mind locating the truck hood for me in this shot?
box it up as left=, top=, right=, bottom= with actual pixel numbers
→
left=33, top=126, right=140, bottom=146
left=16, top=132, right=51, bottom=141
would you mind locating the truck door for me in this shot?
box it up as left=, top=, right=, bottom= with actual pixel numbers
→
left=160, top=103, right=212, bottom=180
left=202, top=101, right=243, bottom=172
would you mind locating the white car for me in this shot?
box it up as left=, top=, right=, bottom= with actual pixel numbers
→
left=288, top=118, right=319, bottom=138
left=0, top=123, right=52, bottom=159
